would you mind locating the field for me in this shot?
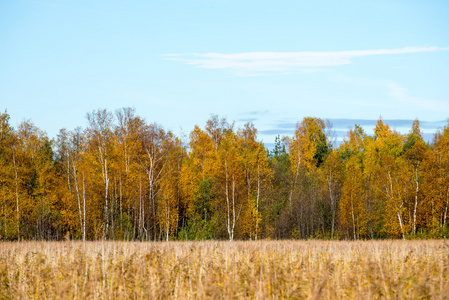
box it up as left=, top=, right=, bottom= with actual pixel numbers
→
left=0, top=240, right=448, bottom=299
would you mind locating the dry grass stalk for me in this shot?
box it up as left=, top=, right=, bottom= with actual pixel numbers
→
left=0, top=240, right=448, bottom=299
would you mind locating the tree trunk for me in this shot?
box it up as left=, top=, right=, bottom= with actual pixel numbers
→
left=2, top=183, right=6, bottom=237
left=444, top=186, right=449, bottom=227
left=139, top=176, right=143, bottom=239
left=82, top=171, right=86, bottom=241
left=104, top=158, right=109, bottom=238
left=328, top=171, right=336, bottom=239
left=225, top=161, right=232, bottom=241
left=72, top=162, right=83, bottom=238
left=166, top=202, right=170, bottom=241
left=351, top=193, right=356, bottom=240
left=413, top=167, right=419, bottom=234
left=397, top=209, right=405, bottom=239
left=388, top=171, right=405, bottom=239
left=231, top=175, right=236, bottom=241
left=119, top=174, right=123, bottom=233
left=12, top=151, right=19, bottom=240
left=255, top=162, right=260, bottom=240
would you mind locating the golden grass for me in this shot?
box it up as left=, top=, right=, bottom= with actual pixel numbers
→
left=0, top=240, right=448, bottom=299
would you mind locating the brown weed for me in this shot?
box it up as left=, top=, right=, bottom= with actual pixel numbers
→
left=0, top=240, right=448, bottom=299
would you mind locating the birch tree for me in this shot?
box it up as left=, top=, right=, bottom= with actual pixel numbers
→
left=86, top=109, right=114, bottom=238
left=139, top=123, right=167, bottom=239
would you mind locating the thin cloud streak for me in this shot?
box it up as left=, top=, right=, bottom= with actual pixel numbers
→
left=258, top=119, right=447, bottom=147
left=164, top=46, right=449, bottom=74
left=387, top=82, right=449, bottom=112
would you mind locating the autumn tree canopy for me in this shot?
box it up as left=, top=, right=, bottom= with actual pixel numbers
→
left=1, top=109, right=448, bottom=240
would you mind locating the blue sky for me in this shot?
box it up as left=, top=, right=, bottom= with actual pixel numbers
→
left=1, top=0, right=448, bottom=146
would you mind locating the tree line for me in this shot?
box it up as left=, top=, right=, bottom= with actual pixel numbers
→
left=0, top=108, right=448, bottom=240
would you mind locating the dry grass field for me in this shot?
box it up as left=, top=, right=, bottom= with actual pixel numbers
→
left=0, top=240, right=448, bottom=299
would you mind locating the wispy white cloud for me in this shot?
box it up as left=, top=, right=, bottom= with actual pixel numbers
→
left=386, top=82, right=449, bottom=112
left=163, top=46, right=449, bottom=75
left=332, top=74, right=449, bottom=114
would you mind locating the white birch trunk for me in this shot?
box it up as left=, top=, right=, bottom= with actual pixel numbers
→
left=82, top=171, right=86, bottom=241
left=255, top=162, right=260, bottom=240
left=444, top=186, right=449, bottom=227
left=104, top=157, right=109, bottom=237
left=351, top=194, right=356, bottom=240
left=12, top=151, right=19, bottom=240
left=72, top=161, right=83, bottom=238
left=231, top=175, right=236, bottom=241
left=225, top=161, right=232, bottom=241
left=413, top=166, right=419, bottom=235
